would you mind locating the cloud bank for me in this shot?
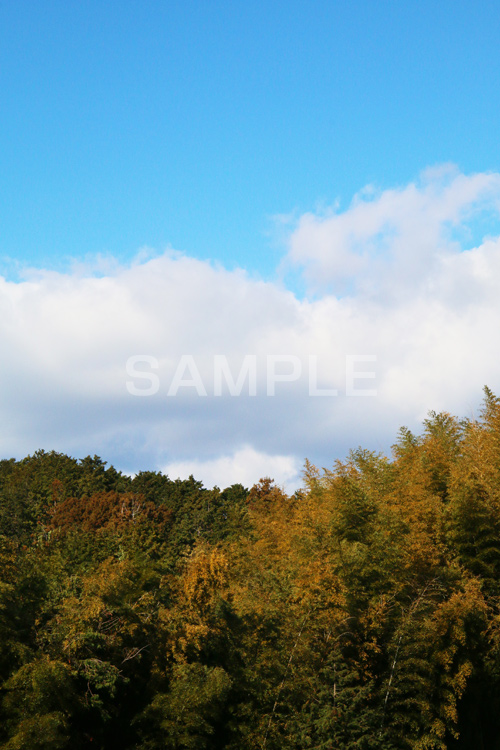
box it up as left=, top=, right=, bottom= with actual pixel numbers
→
left=2, top=166, right=500, bottom=490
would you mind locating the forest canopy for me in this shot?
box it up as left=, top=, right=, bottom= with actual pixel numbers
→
left=1, top=388, right=500, bottom=748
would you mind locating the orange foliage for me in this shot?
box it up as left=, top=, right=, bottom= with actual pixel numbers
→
left=47, top=490, right=172, bottom=534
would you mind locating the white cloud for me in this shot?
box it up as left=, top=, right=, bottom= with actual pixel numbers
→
left=163, top=446, right=302, bottom=492
left=286, top=165, right=500, bottom=300
left=1, top=166, right=500, bottom=485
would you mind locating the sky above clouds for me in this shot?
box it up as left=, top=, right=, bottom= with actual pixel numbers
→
left=1, top=1, right=500, bottom=489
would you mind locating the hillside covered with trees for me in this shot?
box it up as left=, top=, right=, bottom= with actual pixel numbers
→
left=2, top=389, right=500, bottom=749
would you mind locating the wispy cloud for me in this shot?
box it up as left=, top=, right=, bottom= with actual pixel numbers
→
left=286, top=164, right=500, bottom=299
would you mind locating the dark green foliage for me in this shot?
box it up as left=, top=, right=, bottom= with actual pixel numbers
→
left=137, top=663, right=232, bottom=750
left=2, top=391, right=500, bottom=748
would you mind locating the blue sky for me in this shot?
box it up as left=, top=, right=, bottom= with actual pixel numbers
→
left=2, top=0, right=500, bottom=276
left=2, top=1, right=500, bottom=488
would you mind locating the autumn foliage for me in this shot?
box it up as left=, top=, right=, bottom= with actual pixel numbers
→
left=1, top=389, right=500, bottom=748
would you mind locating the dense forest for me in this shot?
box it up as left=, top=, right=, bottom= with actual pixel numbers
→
left=2, top=389, right=500, bottom=749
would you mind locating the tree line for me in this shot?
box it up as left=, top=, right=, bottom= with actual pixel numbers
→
left=1, top=388, right=500, bottom=748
